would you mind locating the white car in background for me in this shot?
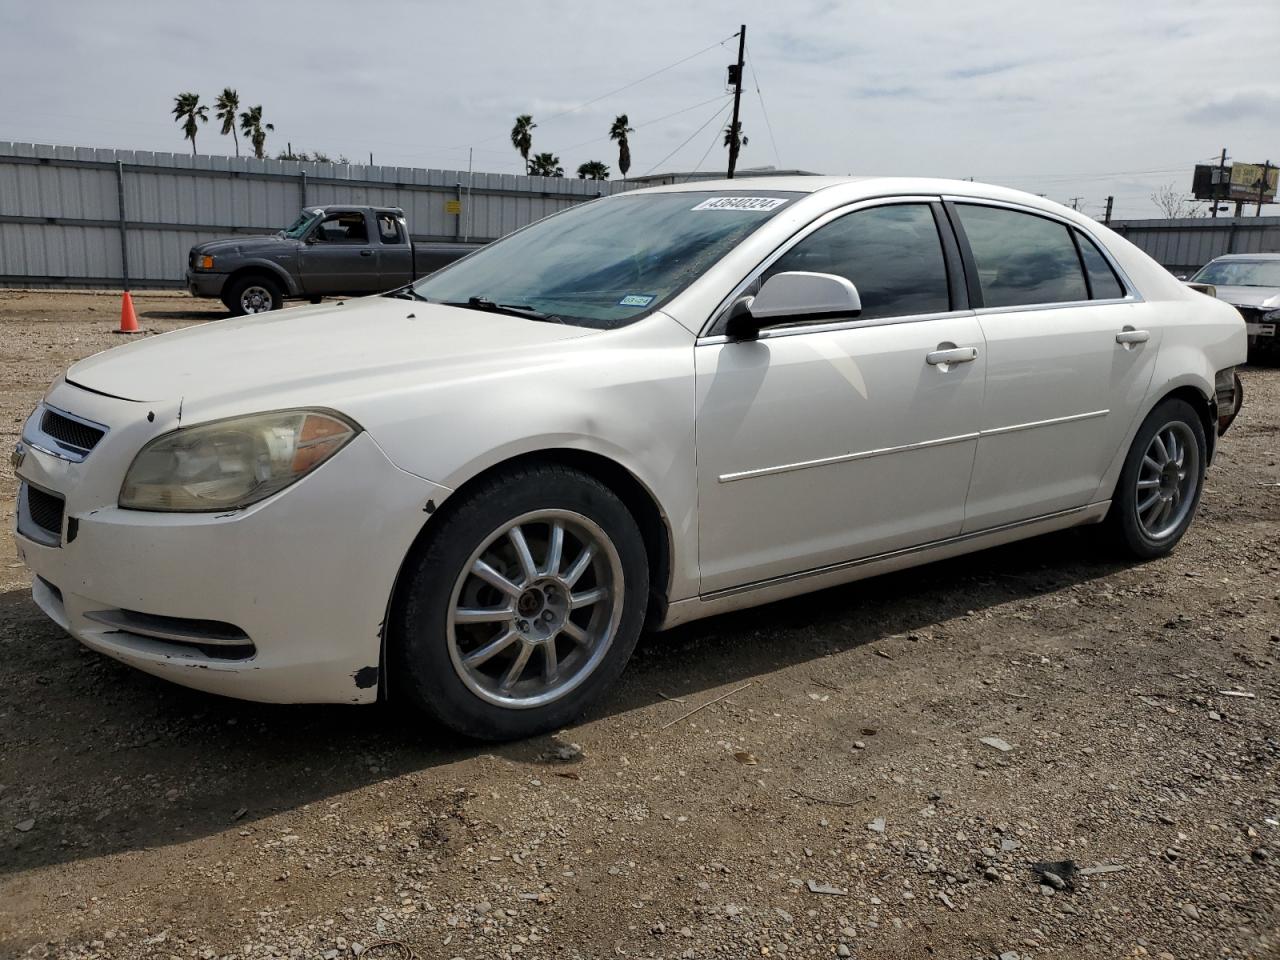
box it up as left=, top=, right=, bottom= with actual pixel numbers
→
left=13, top=177, right=1246, bottom=740
left=1187, top=253, right=1280, bottom=355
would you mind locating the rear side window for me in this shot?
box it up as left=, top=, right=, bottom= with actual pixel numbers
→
left=1075, top=231, right=1125, bottom=300
left=377, top=213, right=404, bottom=244
left=763, top=203, right=951, bottom=320
left=956, top=205, right=1087, bottom=308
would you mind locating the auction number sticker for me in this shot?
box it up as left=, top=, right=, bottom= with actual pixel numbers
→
left=690, top=196, right=790, bottom=211
left=619, top=294, right=655, bottom=307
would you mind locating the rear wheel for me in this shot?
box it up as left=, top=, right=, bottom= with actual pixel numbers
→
left=390, top=464, right=648, bottom=740
left=1106, top=398, right=1206, bottom=559
left=223, top=275, right=282, bottom=316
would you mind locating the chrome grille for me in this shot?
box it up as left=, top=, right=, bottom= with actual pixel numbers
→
left=40, top=409, right=105, bottom=454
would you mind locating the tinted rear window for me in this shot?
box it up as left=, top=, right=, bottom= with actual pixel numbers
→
left=1076, top=232, right=1125, bottom=300
left=956, top=205, right=1087, bottom=308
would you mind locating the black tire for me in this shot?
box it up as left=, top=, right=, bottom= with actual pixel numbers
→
left=1106, top=397, right=1206, bottom=559
left=222, top=274, right=283, bottom=316
left=390, top=464, right=649, bottom=740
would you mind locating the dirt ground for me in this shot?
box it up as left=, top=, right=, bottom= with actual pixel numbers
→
left=0, top=289, right=1277, bottom=960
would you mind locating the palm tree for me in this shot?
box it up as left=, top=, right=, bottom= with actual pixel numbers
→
left=214, top=88, right=241, bottom=156
left=171, top=92, right=208, bottom=156
left=528, top=152, right=564, bottom=177
left=723, top=121, right=749, bottom=153
left=609, top=114, right=634, bottom=179
left=576, top=160, right=611, bottom=180
left=238, top=105, right=274, bottom=160
left=510, top=114, right=536, bottom=173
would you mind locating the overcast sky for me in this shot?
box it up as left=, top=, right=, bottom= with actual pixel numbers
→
left=1, top=0, right=1277, bottom=219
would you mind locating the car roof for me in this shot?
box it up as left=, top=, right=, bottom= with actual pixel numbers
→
left=624, top=176, right=1093, bottom=221
left=1206, top=252, right=1280, bottom=261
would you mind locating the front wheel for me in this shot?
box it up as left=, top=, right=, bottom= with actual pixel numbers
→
left=223, top=275, right=282, bottom=316
left=1106, top=398, right=1206, bottom=559
left=390, top=464, right=649, bottom=740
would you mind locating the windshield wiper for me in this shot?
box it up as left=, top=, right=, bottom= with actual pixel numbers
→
left=384, top=286, right=429, bottom=301
left=444, top=296, right=565, bottom=324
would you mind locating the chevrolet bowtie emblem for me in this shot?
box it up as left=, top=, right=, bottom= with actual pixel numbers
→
left=10, top=443, right=24, bottom=471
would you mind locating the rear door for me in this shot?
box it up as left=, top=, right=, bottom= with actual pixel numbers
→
left=374, top=211, right=413, bottom=289
left=299, top=211, right=377, bottom=294
left=951, top=200, right=1161, bottom=531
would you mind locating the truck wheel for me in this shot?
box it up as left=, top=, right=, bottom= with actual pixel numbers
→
left=224, top=275, right=282, bottom=316
left=390, top=463, right=649, bottom=741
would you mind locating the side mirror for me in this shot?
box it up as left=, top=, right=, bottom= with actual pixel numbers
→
left=725, top=271, right=862, bottom=340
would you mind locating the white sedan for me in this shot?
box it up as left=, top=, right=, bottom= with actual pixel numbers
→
left=13, top=177, right=1246, bottom=739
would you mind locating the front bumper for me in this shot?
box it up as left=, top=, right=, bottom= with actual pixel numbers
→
left=186, top=270, right=229, bottom=298
left=13, top=380, right=447, bottom=704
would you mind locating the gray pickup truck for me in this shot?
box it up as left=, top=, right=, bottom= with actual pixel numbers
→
left=186, top=205, right=477, bottom=315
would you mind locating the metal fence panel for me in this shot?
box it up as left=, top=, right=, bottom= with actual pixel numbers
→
left=1110, top=216, right=1280, bottom=276
left=0, top=140, right=629, bottom=288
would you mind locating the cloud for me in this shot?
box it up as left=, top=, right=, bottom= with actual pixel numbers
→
left=946, top=60, right=1027, bottom=80
left=1184, top=91, right=1280, bottom=124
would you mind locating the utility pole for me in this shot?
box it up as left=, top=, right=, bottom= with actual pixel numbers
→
left=1067, top=197, right=1082, bottom=211
left=726, top=24, right=746, bottom=179
left=1103, top=196, right=1113, bottom=226
left=1212, top=147, right=1227, bottom=218
left=1258, top=160, right=1272, bottom=217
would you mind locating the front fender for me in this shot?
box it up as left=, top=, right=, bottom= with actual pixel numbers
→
left=230, top=258, right=302, bottom=297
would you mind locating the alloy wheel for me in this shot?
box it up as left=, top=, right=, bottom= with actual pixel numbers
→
left=446, top=509, right=624, bottom=709
left=1134, top=420, right=1199, bottom=541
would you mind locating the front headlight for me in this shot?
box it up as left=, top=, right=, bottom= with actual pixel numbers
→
left=119, top=409, right=358, bottom=512
left=1264, top=309, right=1280, bottom=323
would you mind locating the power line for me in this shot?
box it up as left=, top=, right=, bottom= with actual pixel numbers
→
left=558, top=94, right=731, bottom=154
left=642, top=100, right=733, bottom=177
left=745, top=42, right=781, bottom=169
left=453, top=32, right=739, bottom=149
left=690, top=105, right=731, bottom=175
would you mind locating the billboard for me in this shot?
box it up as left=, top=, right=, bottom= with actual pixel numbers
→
left=1192, top=162, right=1276, bottom=203
left=1229, top=163, right=1277, bottom=202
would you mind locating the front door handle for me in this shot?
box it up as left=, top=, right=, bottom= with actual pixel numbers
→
left=1115, top=327, right=1149, bottom=345
left=359, top=249, right=374, bottom=257
left=926, top=346, right=978, bottom=366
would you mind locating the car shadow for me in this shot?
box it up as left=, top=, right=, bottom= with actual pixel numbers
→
left=0, top=527, right=1124, bottom=876
left=136, top=309, right=226, bottom=321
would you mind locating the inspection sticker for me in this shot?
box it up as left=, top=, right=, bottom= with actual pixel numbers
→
left=691, top=196, right=789, bottom=212
left=618, top=294, right=655, bottom=307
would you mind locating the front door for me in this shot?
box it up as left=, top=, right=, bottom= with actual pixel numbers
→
left=694, top=201, right=986, bottom=594
left=950, top=202, right=1162, bottom=531
left=299, top=210, right=376, bottom=294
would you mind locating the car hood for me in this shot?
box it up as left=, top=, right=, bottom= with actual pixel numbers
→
left=191, top=235, right=294, bottom=257
left=65, top=298, right=595, bottom=405
left=1211, top=285, right=1280, bottom=310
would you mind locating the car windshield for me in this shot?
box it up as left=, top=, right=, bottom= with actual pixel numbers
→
left=1191, top=259, right=1280, bottom=288
left=410, top=191, right=800, bottom=328
left=281, top=209, right=322, bottom=239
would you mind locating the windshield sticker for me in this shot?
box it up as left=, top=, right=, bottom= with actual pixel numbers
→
left=691, top=196, right=789, bottom=212
left=619, top=294, right=655, bottom=307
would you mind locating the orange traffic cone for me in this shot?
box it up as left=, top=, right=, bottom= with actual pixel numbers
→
left=114, top=291, right=142, bottom=334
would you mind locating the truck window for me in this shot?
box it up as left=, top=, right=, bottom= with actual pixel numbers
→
left=314, top=212, right=369, bottom=244
left=377, top=213, right=404, bottom=244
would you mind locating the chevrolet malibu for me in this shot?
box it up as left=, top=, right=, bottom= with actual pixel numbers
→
left=13, top=177, right=1246, bottom=740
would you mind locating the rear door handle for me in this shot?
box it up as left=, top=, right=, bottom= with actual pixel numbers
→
left=926, top=346, right=978, bottom=366
left=1115, top=327, right=1149, bottom=345
left=359, top=249, right=374, bottom=257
